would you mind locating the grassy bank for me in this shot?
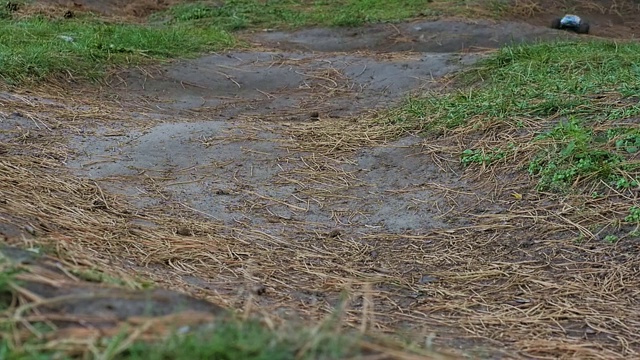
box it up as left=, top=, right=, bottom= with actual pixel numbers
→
left=0, top=316, right=361, bottom=360
left=395, top=40, right=640, bottom=194
left=162, top=0, right=441, bottom=29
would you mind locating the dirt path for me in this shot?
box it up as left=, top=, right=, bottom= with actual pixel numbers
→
left=4, top=17, right=638, bottom=358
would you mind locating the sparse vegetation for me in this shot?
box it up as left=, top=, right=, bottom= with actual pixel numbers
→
left=162, top=0, right=440, bottom=29
left=396, top=40, right=640, bottom=193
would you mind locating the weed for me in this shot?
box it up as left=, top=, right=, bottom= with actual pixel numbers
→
left=461, top=147, right=510, bottom=166
left=527, top=119, right=631, bottom=191
left=604, top=234, right=619, bottom=243
left=625, top=206, right=640, bottom=223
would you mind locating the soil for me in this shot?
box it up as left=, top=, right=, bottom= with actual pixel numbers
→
left=4, top=1, right=640, bottom=359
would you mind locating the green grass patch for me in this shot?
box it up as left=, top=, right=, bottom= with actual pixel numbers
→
left=0, top=301, right=374, bottom=360
left=1, top=315, right=363, bottom=360
left=119, top=317, right=359, bottom=360
left=0, top=13, right=233, bottom=84
left=163, top=0, right=439, bottom=30
left=395, top=40, right=640, bottom=192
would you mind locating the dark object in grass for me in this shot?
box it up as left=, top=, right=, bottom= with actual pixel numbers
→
left=64, top=10, right=74, bottom=19
left=5, top=2, right=18, bottom=12
left=551, top=14, right=590, bottom=34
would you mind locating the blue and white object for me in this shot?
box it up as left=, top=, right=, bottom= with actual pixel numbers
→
left=560, top=15, right=582, bottom=27
left=551, top=14, right=590, bottom=34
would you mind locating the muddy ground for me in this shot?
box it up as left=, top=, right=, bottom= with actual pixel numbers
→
left=71, top=19, right=573, bottom=234
left=3, top=1, right=640, bottom=359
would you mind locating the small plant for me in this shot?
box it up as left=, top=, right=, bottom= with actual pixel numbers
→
left=461, top=148, right=506, bottom=166
left=603, top=234, right=619, bottom=243
left=527, top=119, right=634, bottom=192
left=614, top=177, right=639, bottom=190
left=624, top=206, right=640, bottom=223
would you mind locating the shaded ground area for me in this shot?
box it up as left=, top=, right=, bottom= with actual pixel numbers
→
left=3, top=3, right=640, bottom=359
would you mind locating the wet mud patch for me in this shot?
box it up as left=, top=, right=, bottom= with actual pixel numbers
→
left=115, top=50, right=477, bottom=117
left=252, top=19, right=575, bottom=53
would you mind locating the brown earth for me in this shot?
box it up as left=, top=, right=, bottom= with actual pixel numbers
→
left=2, top=1, right=640, bottom=359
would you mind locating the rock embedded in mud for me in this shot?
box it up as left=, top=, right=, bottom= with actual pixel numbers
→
left=327, top=229, right=341, bottom=238
left=23, top=224, right=36, bottom=236
left=251, top=284, right=267, bottom=296
left=419, top=275, right=438, bottom=284
left=176, top=226, right=193, bottom=236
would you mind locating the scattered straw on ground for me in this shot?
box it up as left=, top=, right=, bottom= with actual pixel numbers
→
left=1, top=52, right=640, bottom=359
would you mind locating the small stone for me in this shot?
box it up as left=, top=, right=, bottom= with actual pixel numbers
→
left=327, top=229, right=341, bottom=238
left=251, top=284, right=266, bottom=296
left=176, top=227, right=192, bottom=236
left=309, top=111, right=319, bottom=120
left=58, top=35, right=74, bottom=43
left=369, top=250, right=378, bottom=258
left=419, top=275, right=438, bottom=284
left=23, top=225, right=36, bottom=236
left=214, top=189, right=229, bottom=195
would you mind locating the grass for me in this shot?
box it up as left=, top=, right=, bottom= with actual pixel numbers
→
left=162, top=0, right=441, bottom=29
left=0, top=318, right=361, bottom=360
left=0, top=12, right=234, bottom=84
left=119, top=317, right=358, bottom=360
left=1, top=316, right=361, bottom=360
left=395, top=40, right=640, bottom=193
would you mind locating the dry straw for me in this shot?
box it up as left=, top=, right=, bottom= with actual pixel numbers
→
left=1, top=58, right=639, bottom=360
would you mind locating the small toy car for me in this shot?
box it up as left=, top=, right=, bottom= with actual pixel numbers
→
left=551, top=14, right=590, bottom=34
